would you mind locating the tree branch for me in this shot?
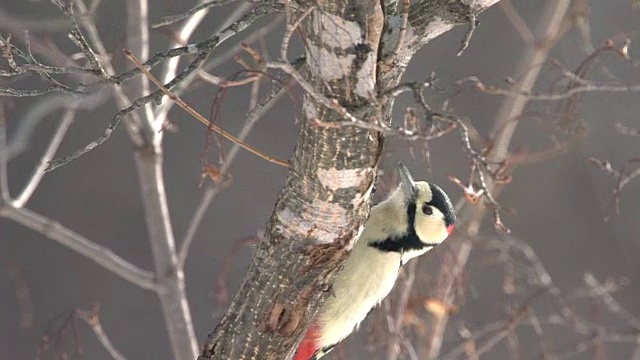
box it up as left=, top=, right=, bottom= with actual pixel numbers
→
left=0, top=205, right=157, bottom=290
left=44, top=2, right=282, bottom=172
left=12, top=105, right=77, bottom=208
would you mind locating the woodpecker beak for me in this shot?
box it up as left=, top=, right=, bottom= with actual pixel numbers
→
left=398, top=162, right=418, bottom=201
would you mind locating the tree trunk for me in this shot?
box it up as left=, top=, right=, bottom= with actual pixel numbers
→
left=201, top=1, right=499, bottom=359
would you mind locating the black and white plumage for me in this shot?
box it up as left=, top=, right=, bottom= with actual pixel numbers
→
left=294, top=163, right=456, bottom=360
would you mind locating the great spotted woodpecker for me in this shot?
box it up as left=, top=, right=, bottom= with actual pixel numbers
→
left=294, top=163, right=456, bottom=360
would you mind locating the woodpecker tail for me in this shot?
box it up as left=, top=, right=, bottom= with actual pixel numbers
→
left=293, top=323, right=320, bottom=360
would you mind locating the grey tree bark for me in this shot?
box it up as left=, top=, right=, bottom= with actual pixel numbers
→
left=201, top=1, right=500, bottom=359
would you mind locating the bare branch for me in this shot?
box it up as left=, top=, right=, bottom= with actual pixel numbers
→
left=124, top=50, right=289, bottom=168
left=125, top=0, right=153, bottom=124
left=583, top=273, right=640, bottom=331
left=124, top=0, right=199, bottom=356
left=178, top=184, right=228, bottom=271
left=108, top=3, right=281, bottom=85
left=386, top=260, right=418, bottom=360
left=616, top=122, right=640, bottom=138
left=154, top=0, right=213, bottom=125
left=0, top=86, right=84, bottom=97
left=132, top=141, right=199, bottom=358
left=456, top=12, right=478, bottom=57
left=471, top=77, right=640, bottom=100
left=152, top=0, right=237, bottom=28
left=382, top=77, right=512, bottom=232
left=419, top=1, right=573, bottom=358
left=0, top=32, right=97, bottom=79
left=42, top=109, right=118, bottom=172
left=44, top=3, right=282, bottom=171
left=51, top=0, right=108, bottom=77
left=589, top=155, right=640, bottom=220
left=280, top=6, right=314, bottom=62
left=422, top=238, right=473, bottom=360
left=499, top=0, right=535, bottom=44
left=177, top=67, right=293, bottom=269
left=384, top=0, right=409, bottom=65
left=442, top=303, right=530, bottom=360
left=435, top=234, right=640, bottom=360
left=0, top=103, right=9, bottom=202
left=12, top=105, right=77, bottom=208
left=76, top=305, right=127, bottom=360
left=0, top=205, right=157, bottom=290
left=6, top=92, right=108, bottom=160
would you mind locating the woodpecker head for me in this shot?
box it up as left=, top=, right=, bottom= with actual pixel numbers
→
left=398, top=162, right=456, bottom=241
left=368, top=163, right=456, bottom=260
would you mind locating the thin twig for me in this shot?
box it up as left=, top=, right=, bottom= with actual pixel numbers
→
left=385, top=0, right=409, bottom=65
left=13, top=105, right=77, bottom=208
left=616, top=122, right=640, bottom=138
left=457, top=13, right=478, bottom=56
left=177, top=64, right=294, bottom=269
left=386, top=260, right=418, bottom=360
left=619, top=167, right=640, bottom=190
left=499, top=0, right=535, bottom=44
left=443, top=305, right=529, bottom=360
left=44, top=3, right=282, bottom=172
left=0, top=103, right=9, bottom=202
left=385, top=78, right=510, bottom=231
left=155, top=1, right=264, bottom=122
left=503, top=236, right=590, bottom=333
left=77, top=305, right=127, bottom=360
left=51, top=0, right=107, bottom=77
left=177, top=183, right=227, bottom=270
left=154, top=0, right=212, bottom=128
left=170, top=8, right=267, bottom=270
left=125, top=0, right=154, bottom=124
left=422, top=238, right=473, bottom=360
left=56, top=0, right=150, bottom=159
left=473, top=78, right=640, bottom=100
left=419, top=2, right=573, bottom=358
left=7, top=92, right=108, bottom=160
left=152, top=0, right=237, bottom=28
left=109, top=3, right=281, bottom=86
left=124, top=50, right=289, bottom=168
left=590, top=156, right=640, bottom=220
left=280, top=5, right=314, bottom=61
left=584, top=273, right=640, bottom=330
left=0, top=86, right=84, bottom=97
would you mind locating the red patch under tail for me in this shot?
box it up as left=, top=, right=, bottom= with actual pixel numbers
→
left=294, top=323, right=320, bottom=360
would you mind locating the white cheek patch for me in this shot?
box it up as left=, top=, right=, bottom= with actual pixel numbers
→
left=414, top=215, right=448, bottom=245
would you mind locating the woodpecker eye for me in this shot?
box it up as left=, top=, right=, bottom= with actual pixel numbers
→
left=422, top=204, right=433, bottom=215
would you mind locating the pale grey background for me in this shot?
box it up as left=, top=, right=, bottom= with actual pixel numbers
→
left=1, top=1, right=639, bottom=359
